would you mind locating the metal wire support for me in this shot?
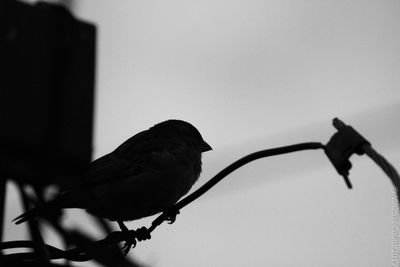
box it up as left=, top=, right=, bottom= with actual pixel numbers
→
left=150, top=142, right=326, bottom=232
left=3, top=117, right=398, bottom=259
left=333, top=118, right=400, bottom=200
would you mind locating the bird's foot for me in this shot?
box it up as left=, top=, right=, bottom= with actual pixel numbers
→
left=163, top=206, right=180, bottom=224
left=120, top=227, right=151, bottom=255
left=121, top=231, right=136, bottom=256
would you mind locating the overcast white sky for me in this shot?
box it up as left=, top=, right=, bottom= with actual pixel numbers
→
left=5, top=0, right=400, bottom=266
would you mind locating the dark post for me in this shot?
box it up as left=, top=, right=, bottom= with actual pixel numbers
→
left=0, top=0, right=96, bottom=265
left=0, top=0, right=96, bottom=186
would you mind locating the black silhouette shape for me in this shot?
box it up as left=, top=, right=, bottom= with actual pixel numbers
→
left=0, top=0, right=95, bottom=186
left=324, top=118, right=370, bottom=188
left=14, top=120, right=212, bottom=253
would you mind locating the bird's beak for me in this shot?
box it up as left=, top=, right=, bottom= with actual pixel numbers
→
left=201, top=141, right=212, bottom=152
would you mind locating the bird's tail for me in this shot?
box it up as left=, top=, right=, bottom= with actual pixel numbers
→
left=13, top=208, right=40, bottom=224
left=13, top=199, right=64, bottom=225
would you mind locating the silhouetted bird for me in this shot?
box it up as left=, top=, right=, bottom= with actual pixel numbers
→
left=14, top=120, right=211, bottom=250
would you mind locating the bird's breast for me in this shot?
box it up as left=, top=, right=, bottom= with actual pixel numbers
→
left=84, top=149, right=202, bottom=221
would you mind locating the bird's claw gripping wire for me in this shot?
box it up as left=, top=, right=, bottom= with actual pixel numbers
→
left=119, top=227, right=151, bottom=255
left=116, top=221, right=151, bottom=255
left=163, top=207, right=180, bottom=224
left=114, top=207, right=180, bottom=255
left=120, top=230, right=136, bottom=256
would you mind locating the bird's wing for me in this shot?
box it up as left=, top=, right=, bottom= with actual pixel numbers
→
left=83, top=129, right=180, bottom=187
left=84, top=164, right=185, bottom=221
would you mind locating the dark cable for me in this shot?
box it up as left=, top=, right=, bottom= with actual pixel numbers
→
left=150, top=142, right=325, bottom=231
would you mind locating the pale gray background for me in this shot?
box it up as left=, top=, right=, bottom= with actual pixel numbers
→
left=5, top=0, right=400, bottom=266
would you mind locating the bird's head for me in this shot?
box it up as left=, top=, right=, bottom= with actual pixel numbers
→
left=151, top=120, right=212, bottom=153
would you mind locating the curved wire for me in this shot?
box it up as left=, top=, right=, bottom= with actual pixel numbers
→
left=150, top=142, right=325, bottom=231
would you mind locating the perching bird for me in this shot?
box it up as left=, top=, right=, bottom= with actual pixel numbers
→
left=14, top=120, right=212, bottom=243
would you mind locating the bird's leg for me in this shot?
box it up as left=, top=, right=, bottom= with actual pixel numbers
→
left=117, top=221, right=135, bottom=255
left=117, top=221, right=152, bottom=255
left=163, top=206, right=180, bottom=224
left=117, top=220, right=129, bottom=232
